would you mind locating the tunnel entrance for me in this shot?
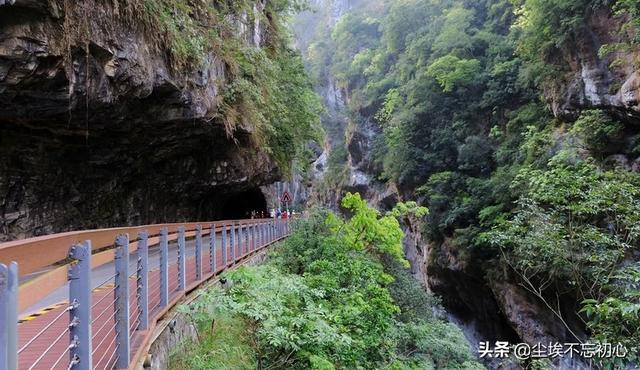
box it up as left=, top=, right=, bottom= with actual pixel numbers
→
left=219, top=188, right=268, bottom=219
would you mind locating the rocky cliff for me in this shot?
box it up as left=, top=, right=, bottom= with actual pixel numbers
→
left=547, top=9, right=640, bottom=122
left=304, top=3, right=640, bottom=369
left=0, top=0, right=279, bottom=240
left=408, top=8, right=639, bottom=369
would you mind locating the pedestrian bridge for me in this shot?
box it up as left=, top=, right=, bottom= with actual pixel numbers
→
left=0, top=218, right=291, bottom=370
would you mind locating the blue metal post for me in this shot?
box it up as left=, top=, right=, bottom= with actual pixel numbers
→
left=251, top=224, right=256, bottom=252
left=114, top=235, right=130, bottom=369
left=230, top=223, right=236, bottom=264
left=160, top=228, right=169, bottom=307
left=275, top=220, right=278, bottom=240
left=0, top=262, right=18, bottom=370
left=263, top=222, right=267, bottom=246
left=221, top=224, right=228, bottom=268
left=209, top=225, right=216, bottom=273
left=178, top=226, right=186, bottom=291
left=195, top=225, right=203, bottom=281
left=251, top=223, right=254, bottom=252
left=257, top=223, right=262, bottom=249
left=137, top=231, right=149, bottom=331
left=244, top=223, right=248, bottom=255
left=68, top=241, right=92, bottom=370
left=244, top=224, right=251, bottom=254
left=238, top=223, right=244, bottom=258
left=266, top=221, right=270, bottom=243
left=243, top=223, right=248, bottom=255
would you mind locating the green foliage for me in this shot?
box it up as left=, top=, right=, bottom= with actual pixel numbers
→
left=138, top=0, right=258, bottom=70
left=382, top=255, right=439, bottom=324
left=170, top=311, right=256, bottom=370
left=376, top=89, right=401, bottom=125
left=174, top=196, right=480, bottom=369
left=302, top=0, right=640, bottom=365
left=520, top=124, right=554, bottom=165
left=571, top=110, right=625, bottom=154
left=432, top=5, right=476, bottom=56
left=614, top=0, right=640, bottom=41
left=580, top=266, right=640, bottom=366
left=389, top=320, right=484, bottom=370
left=427, top=55, right=482, bottom=93
left=488, top=159, right=640, bottom=301
left=511, top=0, right=599, bottom=81
left=340, top=193, right=408, bottom=266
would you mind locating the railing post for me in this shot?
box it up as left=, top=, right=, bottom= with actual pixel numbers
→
left=258, top=223, right=263, bottom=248
left=137, top=231, right=149, bottom=331
left=68, top=241, right=92, bottom=370
left=257, top=223, right=261, bottom=248
left=209, top=225, right=216, bottom=273
left=230, top=223, right=236, bottom=264
left=160, top=228, right=169, bottom=308
left=263, top=222, right=267, bottom=246
left=263, top=222, right=267, bottom=245
left=0, top=262, right=18, bottom=370
left=114, top=235, right=130, bottom=369
left=195, top=225, right=203, bottom=281
left=221, top=223, right=228, bottom=269
left=238, top=221, right=247, bottom=259
left=238, top=222, right=244, bottom=258
left=251, top=224, right=256, bottom=252
left=178, top=226, right=186, bottom=291
left=266, top=221, right=270, bottom=243
left=244, top=223, right=249, bottom=255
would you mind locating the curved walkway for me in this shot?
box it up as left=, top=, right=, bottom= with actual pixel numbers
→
left=0, top=218, right=291, bottom=370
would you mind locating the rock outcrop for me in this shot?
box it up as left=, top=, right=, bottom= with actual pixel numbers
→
left=0, top=0, right=278, bottom=240
left=546, top=9, right=640, bottom=122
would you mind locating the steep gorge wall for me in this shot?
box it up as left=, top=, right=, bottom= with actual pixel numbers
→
left=0, top=0, right=278, bottom=240
left=331, top=5, right=640, bottom=370
left=546, top=9, right=640, bottom=123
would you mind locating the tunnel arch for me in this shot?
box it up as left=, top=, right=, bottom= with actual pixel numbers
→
left=218, top=187, right=268, bottom=219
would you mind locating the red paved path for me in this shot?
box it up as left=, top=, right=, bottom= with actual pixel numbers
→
left=16, top=228, right=275, bottom=370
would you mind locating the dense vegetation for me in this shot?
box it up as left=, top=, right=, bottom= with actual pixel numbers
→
left=172, top=194, right=483, bottom=369
left=301, top=0, right=640, bottom=367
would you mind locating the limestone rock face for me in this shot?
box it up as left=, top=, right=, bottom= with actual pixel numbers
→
left=0, top=0, right=279, bottom=240
left=545, top=9, right=640, bottom=121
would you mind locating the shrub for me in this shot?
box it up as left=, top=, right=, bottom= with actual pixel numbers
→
left=572, top=110, right=624, bottom=154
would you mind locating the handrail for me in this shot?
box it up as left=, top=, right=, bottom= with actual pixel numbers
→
left=0, top=218, right=292, bottom=370
left=0, top=219, right=275, bottom=313
left=0, top=218, right=272, bottom=277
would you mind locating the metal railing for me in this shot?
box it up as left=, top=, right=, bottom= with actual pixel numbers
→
left=0, top=218, right=291, bottom=370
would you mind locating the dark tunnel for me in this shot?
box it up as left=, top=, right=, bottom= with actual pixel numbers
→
left=219, top=187, right=268, bottom=219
